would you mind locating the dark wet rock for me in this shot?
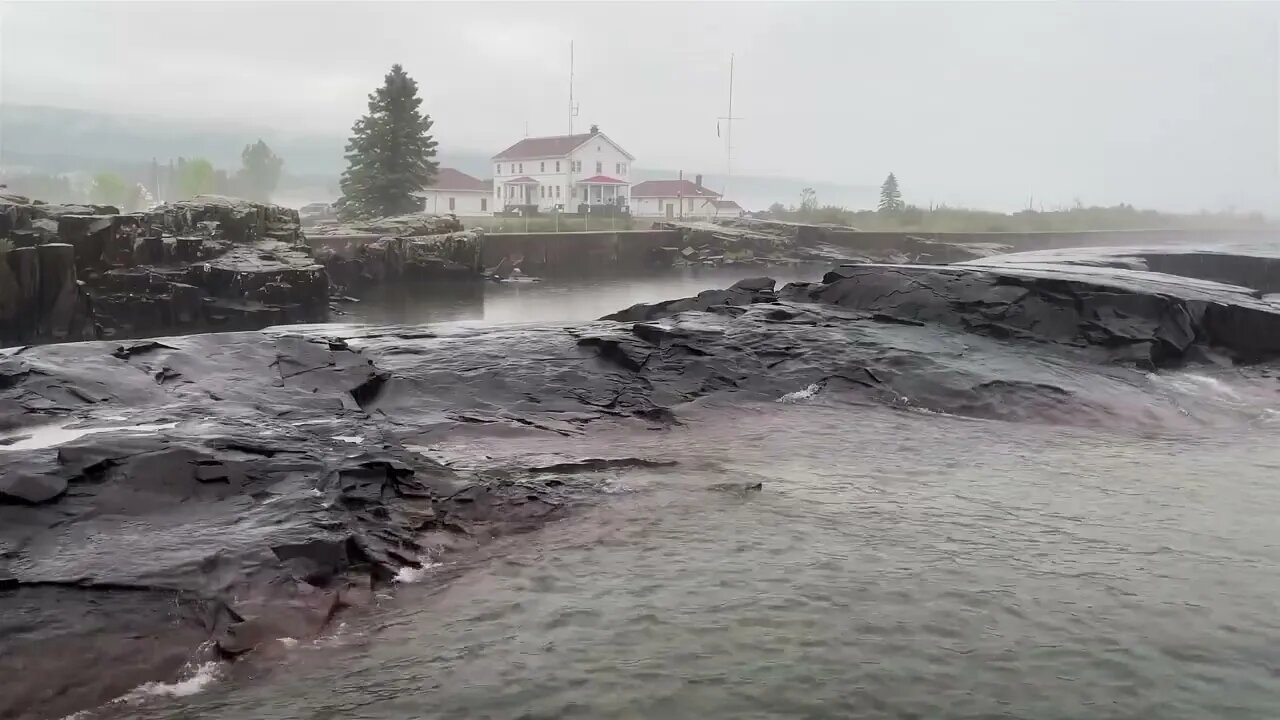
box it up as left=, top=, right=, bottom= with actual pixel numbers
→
left=316, top=229, right=485, bottom=295
left=525, top=457, right=677, bottom=474
left=608, top=249, right=1280, bottom=368
left=0, top=470, right=67, bottom=504
left=110, top=340, right=175, bottom=360
left=308, top=213, right=464, bottom=239
left=1, top=194, right=326, bottom=347
left=601, top=280, right=779, bottom=322
left=707, top=481, right=763, bottom=494
left=656, top=217, right=1010, bottom=267
left=7, top=246, right=1280, bottom=718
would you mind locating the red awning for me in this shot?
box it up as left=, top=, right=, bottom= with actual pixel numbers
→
left=577, top=175, right=627, bottom=185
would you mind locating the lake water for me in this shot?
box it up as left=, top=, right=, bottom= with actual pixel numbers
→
left=83, top=269, right=1280, bottom=720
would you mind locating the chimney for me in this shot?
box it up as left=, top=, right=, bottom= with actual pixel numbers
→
left=589, top=123, right=599, bottom=135
left=695, top=174, right=703, bottom=189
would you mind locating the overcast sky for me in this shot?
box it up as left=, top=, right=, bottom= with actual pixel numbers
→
left=2, top=1, right=1277, bottom=212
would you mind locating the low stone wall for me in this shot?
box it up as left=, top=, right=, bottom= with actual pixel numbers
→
left=481, top=230, right=680, bottom=276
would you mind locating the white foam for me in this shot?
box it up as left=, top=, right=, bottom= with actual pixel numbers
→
left=393, top=562, right=440, bottom=584
left=277, top=637, right=299, bottom=648
left=332, top=435, right=363, bottom=444
left=1148, top=372, right=1242, bottom=400
left=0, top=421, right=177, bottom=452
left=777, top=383, right=822, bottom=403
left=119, top=661, right=222, bottom=702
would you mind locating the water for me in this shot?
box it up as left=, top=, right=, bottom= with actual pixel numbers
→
left=337, top=266, right=824, bottom=326
left=81, top=271, right=1280, bottom=719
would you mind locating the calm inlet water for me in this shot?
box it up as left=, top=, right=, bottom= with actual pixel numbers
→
left=336, top=266, right=826, bottom=326
left=100, top=271, right=1280, bottom=719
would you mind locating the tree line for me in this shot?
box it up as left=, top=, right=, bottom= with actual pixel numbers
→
left=5, top=60, right=440, bottom=219
left=771, top=173, right=1272, bottom=233
left=2, top=140, right=285, bottom=212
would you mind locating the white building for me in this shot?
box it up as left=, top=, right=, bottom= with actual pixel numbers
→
left=492, top=126, right=634, bottom=212
left=710, top=199, right=745, bottom=218
left=417, top=168, right=493, bottom=216
left=631, top=176, right=742, bottom=219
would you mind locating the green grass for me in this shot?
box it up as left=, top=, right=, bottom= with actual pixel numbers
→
left=463, top=215, right=650, bottom=233
left=774, top=203, right=1274, bottom=234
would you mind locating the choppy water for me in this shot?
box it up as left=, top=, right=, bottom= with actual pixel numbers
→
left=88, top=272, right=1280, bottom=719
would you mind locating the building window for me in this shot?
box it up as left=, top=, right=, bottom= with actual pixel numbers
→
left=556, top=161, right=561, bottom=171
left=583, top=188, right=588, bottom=202
left=518, top=163, right=523, bottom=173
left=496, top=164, right=501, bottom=175
left=540, top=185, right=545, bottom=198
left=481, top=198, right=488, bottom=212
left=687, top=198, right=693, bottom=211
left=555, top=185, right=560, bottom=198
left=616, top=163, right=622, bottom=174
left=540, top=162, right=545, bottom=172
left=596, top=161, right=602, bottom=173
left=449, top=197, right=456, bottom=211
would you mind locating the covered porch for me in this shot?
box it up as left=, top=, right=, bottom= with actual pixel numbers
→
left=502, top=176, right=540, bottom=208
left=575, top=175, right=629, bottom=208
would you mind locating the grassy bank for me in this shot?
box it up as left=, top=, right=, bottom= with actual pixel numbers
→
left=463, top=215, right=650, bottom=233
left=772, top=203, right=1275, bottom=233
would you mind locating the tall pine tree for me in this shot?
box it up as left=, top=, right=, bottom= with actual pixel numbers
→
left=338, top=64, right=439, bottom=219
left=878, top=172, right=903, bottom=213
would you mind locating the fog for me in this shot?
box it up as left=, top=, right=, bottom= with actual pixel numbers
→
left=1, top=1, right=1277, bottom=212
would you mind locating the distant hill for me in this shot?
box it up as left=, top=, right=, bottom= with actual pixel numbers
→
left=0, top=104, right=876, bottom=210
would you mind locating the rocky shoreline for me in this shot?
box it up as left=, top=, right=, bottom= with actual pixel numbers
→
left=4, top=236, right=1280, bottom=717
left=0, top=195, right=328, bottom=346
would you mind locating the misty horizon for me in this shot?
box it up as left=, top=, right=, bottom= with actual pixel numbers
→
left=1, top=1, right=1278, bottom=214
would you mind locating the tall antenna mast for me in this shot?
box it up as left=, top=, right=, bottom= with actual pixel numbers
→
left=717, top=53, right=743, bottom=200
left=568, top=41, right=580, bottom=134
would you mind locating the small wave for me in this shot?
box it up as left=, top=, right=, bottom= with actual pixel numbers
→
left=777, top=383, right=822, bottom=403
left=120, top=661, right=222, bottom=701
left=394, top=562, right=441, bottom=584
left=1147, top=372, right=1242, bottom=400
left=332, top=435, right=363, bottom=444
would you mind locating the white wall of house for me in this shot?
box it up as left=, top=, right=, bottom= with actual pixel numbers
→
left=632, top=196, right=724, bottom=218
left=420, top=190, right=491, bottom=216
left=493, top=135, right=633, bottom=211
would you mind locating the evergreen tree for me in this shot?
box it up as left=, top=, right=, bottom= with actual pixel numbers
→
left=237, top=140, right=284, bottom=202
left=878, top=173, right=904, bottom=212
left=338, top=64, right=439, bottom=219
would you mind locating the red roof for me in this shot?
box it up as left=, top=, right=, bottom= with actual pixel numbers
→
left=494, top=133, right=593, bottom=160
left=578, top=175, right=628, bottom=185
left=631, top=179, right=721, bottom=199
left=506, top=176, right=540, bottom=184
left=712, top=199, right=742, bottom=209
left=493, top=131, right=635, bottom=160
left=426, top=168, right=489, bottom=192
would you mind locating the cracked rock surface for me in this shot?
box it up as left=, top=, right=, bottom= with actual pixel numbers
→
left=4, top=245, right=1280, bottom=718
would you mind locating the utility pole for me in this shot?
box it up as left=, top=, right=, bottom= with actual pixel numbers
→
left=716, top=54, right=743, bottom=205
left=568, top=41, right=580, bottom=135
